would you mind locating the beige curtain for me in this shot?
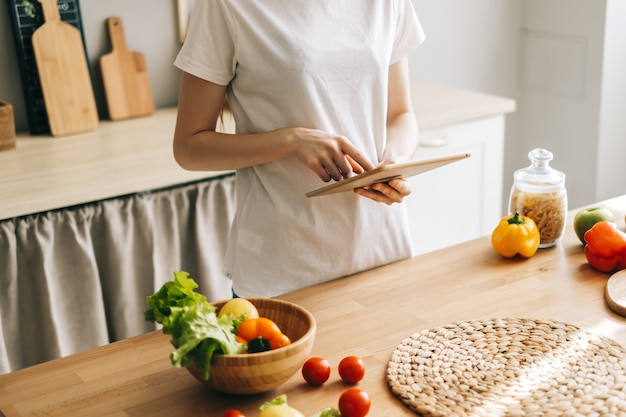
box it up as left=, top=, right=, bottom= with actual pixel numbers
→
left=0, top=174, right=236, bottom=374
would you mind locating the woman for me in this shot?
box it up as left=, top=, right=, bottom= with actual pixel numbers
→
left=173, top=1, right=425, bottom=297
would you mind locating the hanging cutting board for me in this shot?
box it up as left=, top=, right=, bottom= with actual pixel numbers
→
left=31, top=0, right=99, bottom=136
left=8, top=0, right=90, bottom=135
left=100, top=17, right=155, bottom=121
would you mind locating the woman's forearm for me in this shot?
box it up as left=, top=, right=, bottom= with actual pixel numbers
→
left=173, top=127, right=296, bottom=172
left=384, top=110, right=419, bottom=163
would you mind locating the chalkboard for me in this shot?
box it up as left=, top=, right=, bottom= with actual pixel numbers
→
left=7, top=0, right=89, bottom=135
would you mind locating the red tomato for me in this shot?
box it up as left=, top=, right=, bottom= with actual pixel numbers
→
left=338, top=355, right=365, bottom=384
left=222, top=410, right=245, bottom=417
left=301, top=357, right=331, bottom=385
left=338, top=388, right=371, bottom=417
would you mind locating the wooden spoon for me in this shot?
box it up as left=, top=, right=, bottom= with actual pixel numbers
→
left=605, top=269, right=626, bottom=317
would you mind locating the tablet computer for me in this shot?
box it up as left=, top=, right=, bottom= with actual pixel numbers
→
left=306, top=152, right=471, bottom=197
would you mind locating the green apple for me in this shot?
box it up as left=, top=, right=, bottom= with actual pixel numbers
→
left=573, top=207, right=614, bottom=244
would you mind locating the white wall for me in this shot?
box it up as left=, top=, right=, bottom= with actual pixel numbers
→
left=519, top=0, right=626, bottom=208
left=410, top=0, right=626, bottom=209
left=519, top=0, right=606, bottom=209
left=410, top=0, right=522, bottom=98
left=597, top=0, right=626, bottom=202
left=409, top=0, right=523, bottom=213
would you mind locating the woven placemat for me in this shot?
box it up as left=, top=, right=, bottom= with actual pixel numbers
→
left=387, top=318, right=626, bottom=417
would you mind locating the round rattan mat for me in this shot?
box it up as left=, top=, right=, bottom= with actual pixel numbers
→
left=387, top=318, right=626, bottom=417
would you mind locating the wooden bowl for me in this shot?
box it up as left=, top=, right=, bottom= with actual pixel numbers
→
left=186, top=297, right=316, bottom=395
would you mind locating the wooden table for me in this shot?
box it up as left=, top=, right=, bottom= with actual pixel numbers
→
left=1, top=195, right=625, bottom=417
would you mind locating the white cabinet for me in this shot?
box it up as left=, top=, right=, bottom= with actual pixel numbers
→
left=406, top=115, right=506, bottom=255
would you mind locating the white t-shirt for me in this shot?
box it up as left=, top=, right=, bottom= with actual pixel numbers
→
left=175, top=0, right=425, bottom=297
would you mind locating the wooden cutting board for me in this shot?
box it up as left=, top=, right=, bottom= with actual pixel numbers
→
left=606, top=269, right=626, bottom=317
left=31, top=0, right=99, bottom=136
left=100, top=17, right=155, bottom=121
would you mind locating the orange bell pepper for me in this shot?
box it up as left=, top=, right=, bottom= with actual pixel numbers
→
left=583, top=221, right=626, bottom=272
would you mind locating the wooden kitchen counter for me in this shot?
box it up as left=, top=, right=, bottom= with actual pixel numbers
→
left=0, top=82, right=514, bottom=221
left=410, top=81, right=515, bottom=131
left=1, top=195, right=624, bottom=417
left=0, top=108, right=232, bottom=221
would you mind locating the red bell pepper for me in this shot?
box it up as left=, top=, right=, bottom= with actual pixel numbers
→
left=584, top=221, right=626, bottom=272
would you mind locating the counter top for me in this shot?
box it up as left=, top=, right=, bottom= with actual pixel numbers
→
left=0, top=82, right=514, bottom=221
left=0, top=108, right=232, bottom=221
left=1, top=195, right=624, bottom=417
left=410, top=81, right=515, bottom=131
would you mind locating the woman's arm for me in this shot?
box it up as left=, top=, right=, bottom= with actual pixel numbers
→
left=383, top=56, right=419, bottom=164
left=355, top=57, right=418, bottom=204
left=173, top=72, right=373, bottom=182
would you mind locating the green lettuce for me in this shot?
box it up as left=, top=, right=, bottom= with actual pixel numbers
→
left=144, top=271, right=244, bottom=380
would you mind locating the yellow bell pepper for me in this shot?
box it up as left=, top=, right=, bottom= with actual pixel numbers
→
left=491, top=212, right=540, bottom=258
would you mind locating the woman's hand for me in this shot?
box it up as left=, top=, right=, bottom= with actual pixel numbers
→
left=287, top=127, right=414, bottom=204
left=353, top=178, right=412, bottom=205
left=287, top=127, right=375, bottom=182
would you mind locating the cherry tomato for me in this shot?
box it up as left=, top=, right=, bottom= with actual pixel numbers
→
left=302, top=357, right=331, bottom=385
left=338, top=355, right=365, bottom=384
left=222, top=410, right=246, bottom=417
left=338, top=388, right=371, bottom=417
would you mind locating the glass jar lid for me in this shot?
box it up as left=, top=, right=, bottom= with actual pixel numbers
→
left=513, top=148, right=565, bottom=188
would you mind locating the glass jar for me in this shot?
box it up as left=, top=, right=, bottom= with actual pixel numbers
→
left=509, top=148, right=567, bottom=248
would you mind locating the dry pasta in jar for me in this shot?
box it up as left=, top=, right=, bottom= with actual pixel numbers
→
left=509, top=187, right=567, bottom=247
